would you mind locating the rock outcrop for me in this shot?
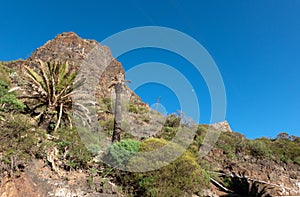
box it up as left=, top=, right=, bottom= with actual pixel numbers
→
left=210, top=120, right=232, bottom=133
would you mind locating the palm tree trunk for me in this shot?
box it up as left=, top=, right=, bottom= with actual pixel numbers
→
left=112, top=83, right=122, bottom=143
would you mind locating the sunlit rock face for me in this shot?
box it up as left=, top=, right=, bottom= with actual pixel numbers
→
left=210, top=120, right=232, bottom=133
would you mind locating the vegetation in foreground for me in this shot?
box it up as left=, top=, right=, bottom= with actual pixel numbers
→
left=0, top=61, right=299, bottom=196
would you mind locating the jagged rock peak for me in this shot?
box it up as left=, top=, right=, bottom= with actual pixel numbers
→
left=6, top=32, right=144, bottom=102
left=28, top=32, right=110, bottom=63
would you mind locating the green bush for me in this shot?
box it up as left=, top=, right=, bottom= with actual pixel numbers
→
left=0, top=114, right=41, bottom=176
left=196, top=124, right=208, bottom=135
left=164, top=114, right=181, bottom=127
left=187, top=125, right=208, bottom=155
left=243, top=134, right=300, bottom=164
left=122, top=138, right=209, bottom=196
left=158, top=126, right=178, bottom=140
left=128, top=103, right=139, bottom=114
left=105, top=139, right=141, bottom=167
left=0, top=80, right=25, bottom=112
left=87, top=144, right=101, bottom=156
left=0, top=63, right=25, bottom=113
left=215, top=132, right=246, bottom=158
left=270, top=134, right=300, bottom=163
left=248, top=140, right=269, bottom=158
left=294, top=156, right=300, bottom=165
left=156, top=114, right=183, bottom=141
left=128, top=103, right=149, bottom=114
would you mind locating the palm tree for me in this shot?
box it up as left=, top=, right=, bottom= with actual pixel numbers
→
left=19, top=60, right=85, bottom=132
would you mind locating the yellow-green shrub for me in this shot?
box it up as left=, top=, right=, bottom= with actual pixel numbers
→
left=121, top=138, right=209, bottom=196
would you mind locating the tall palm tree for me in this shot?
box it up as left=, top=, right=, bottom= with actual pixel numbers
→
left=19, top=60, right=85, bottom=132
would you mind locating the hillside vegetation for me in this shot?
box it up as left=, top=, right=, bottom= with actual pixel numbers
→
left=1, top=61, right=299, bottom=196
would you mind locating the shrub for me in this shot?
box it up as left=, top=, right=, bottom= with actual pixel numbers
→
left=105, top=139, right=141, bottom=167
left=248, top=140, right=269, bottom=158
left=215, top=132, right=246, bottom=158
left=0, top=63, right=10, bottom=80
left=0, top=91, right=25, bottom=112
left=270, top=134, right=300, bottom=163
left=122, top=138, right=209, bottom=196
left=38, top=127, right=93, bottom=170
left=294, top=156, right=300, bottom=165
left=0, top=76, right=25, bottom=112
left=57, top=127, right=92, bottom=169
left=244, top=134, right=300, bottom=164
left=87, top=144, right=101, bottom=156
left=158, top=126, right=178, bottom=140
left=0, top=114, right=40, bottom=176
left=196, top=124, right=208, bottom=136
left=128, top=103, right=149, bottom=114
left=156, top=115, right=184, bottom=141
left=187, top=125, right=208, bottom=155
left=164, top=114, right=181, bottom=127
left=276, top=132, right=289, bottom=140
left=128, top=103, right=139, bottom=114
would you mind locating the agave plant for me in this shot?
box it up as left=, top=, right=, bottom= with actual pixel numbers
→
left=19, top=60, right=86, bottom=132
left=221, top=171, right=272, bottom=197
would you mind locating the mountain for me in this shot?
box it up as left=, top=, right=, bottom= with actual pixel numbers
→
left=0, top=32, right=299, bottom=197
left=7, top=32, right=141, bottom=102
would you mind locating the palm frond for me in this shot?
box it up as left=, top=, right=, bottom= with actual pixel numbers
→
left=37, top=60, right=51, bottom=99
left=24, top=66, right=47, bottom=96
left=58, top=62, right=69, bottom=82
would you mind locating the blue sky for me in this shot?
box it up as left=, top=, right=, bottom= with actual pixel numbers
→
left=1, top=0, right=299, bottom=139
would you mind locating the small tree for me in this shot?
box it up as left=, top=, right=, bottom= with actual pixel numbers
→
left=276, top=132, right=289, bottom=140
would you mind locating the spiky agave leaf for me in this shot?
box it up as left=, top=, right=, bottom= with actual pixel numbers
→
left=57, top=61, right=69, bottom=89
left=37, top=60, right=51, bottom=100
left=24, top=65, right=47, bottom=97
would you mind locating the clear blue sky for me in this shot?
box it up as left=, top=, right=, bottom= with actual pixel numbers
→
left=1, top=0, right=299, bottom=139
